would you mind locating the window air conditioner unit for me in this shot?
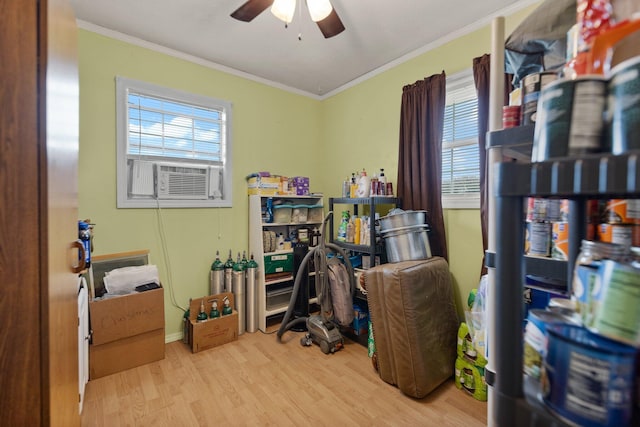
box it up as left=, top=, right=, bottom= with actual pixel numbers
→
left=156, top=163, right=209, bottom=200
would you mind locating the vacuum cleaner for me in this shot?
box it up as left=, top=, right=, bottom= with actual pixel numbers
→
left=276, top=211, right=356, bottom=354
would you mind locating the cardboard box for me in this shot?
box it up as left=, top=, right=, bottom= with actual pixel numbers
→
left=188, top=292, right=238, bottom=353
left=351, top=305, right=369, bottom=336
left=90, top=329, right=165, bottom=379
left=89, top=287, right=165, bottom=379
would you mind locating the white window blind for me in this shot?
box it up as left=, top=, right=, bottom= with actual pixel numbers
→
left=442, top=71, right=480, bottom=208
left=127, top=92, right=224, bottom=163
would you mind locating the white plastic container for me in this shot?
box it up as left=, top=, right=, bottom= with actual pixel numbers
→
left=273, top=205, right=292, bottom=223
left=291, top=205, right=308, bottom=223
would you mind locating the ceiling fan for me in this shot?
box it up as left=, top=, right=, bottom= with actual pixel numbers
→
left=231, top=0, right=345, bottom=39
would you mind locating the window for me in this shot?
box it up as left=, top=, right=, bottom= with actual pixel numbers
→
left=442, top=70, right=480, bottom=209
left=116, top=77, right=232, bottom=208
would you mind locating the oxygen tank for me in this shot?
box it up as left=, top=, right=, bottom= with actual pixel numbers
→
left=232, top=253, right=246, bottom=335
left=223, top=249, right=234, bottom=292
left=210, top=251, right=224, bottom=295
left=245, top=254, right=258, bottom=333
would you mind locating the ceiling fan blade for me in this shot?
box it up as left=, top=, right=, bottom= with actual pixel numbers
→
left=230, top=0, right=274, bottom=22
left=316, top=8, right=345, bottom=38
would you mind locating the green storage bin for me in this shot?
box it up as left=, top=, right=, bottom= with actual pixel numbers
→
left=263, top=253, right=294, bottom=274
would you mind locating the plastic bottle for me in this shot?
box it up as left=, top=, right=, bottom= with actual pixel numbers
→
left=209, top=299, right=220, bottom=319
left=78, top=220, right=92, bottom=268
left=346, top=217, right=355, bottom=243
left=354, top=217, right=361, bottom=245
left=277, top=233, right=285, bottom=250
left=311, top=227, right=320, bottom=247
left=266, top=197, right=274, bottom=223
left=356, top=168, right=371, bottom=198
left=378, top=169, right=387, bottom=195
left=350, top=173, right=358, bottom=198
left=337, top=211, right=349, bottom=242
left=370, top=174, right=379, bottom=196
left=342, top=177, right=350, bottom=198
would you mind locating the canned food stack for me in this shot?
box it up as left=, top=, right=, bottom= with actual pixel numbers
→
left=524, top=198, right=569, bottom=259
left=597, top=199, right=640, bottom=247
left=502, top=105, right=520, bottom=129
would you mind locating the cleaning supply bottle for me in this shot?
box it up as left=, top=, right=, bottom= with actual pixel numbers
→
left=354, top=217, right=361, bottom=245
left=337, top=211, right=349, bottom=241
left=378, top=168, right=387, bottom=195
left=350, top=172, right=358, bottom=198
left=370, top=174, right=379, bottom=196
left=346, top=216, right=355, bottom=243
left=356, top=168, right=371, bottom=198
left=342, top=177, right=350, bottom=198
left=266, top=197, right=274, bottom=223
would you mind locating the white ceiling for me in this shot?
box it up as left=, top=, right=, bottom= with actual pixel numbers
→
left=70, top=0, right=538, bottom=98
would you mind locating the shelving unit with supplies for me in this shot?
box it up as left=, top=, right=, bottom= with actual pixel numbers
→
left=482, top=12, right=640, bottom=425
left=248, top=194, right=324, bottom=332
left=327, top=196, right=400, bottom=346
left=328, top=196, right=400, bottom=269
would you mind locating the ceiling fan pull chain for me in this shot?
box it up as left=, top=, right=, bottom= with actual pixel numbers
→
left=298, top=0, right=303, bottom=40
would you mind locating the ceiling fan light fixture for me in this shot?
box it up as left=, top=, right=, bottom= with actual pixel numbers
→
left=307, top=0, right=333, bottom=22
left=271, top=0, right=297, bottom=24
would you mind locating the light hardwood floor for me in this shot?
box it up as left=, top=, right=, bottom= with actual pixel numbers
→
left=81, top=327, right=487, bottom=426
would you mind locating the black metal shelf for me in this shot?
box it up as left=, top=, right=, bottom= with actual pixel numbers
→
left=487, top=124, right=535, bottom=162
left=328, top=196, right=400, bottom=269
left=492, top=143, right=640, bottom=425
left=495, top=151, right=640, bottom=198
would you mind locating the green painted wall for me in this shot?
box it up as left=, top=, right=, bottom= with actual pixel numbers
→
left=78, top=31, right=323, bottom=340
left=78, top=3, right=539, bottom=340
left=320, top=6, right=538, bottom=317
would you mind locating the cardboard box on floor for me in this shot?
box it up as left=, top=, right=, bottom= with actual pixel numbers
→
left=188, top=292, right=238, bottom=353
left=89, top=286, right=165, bottom=379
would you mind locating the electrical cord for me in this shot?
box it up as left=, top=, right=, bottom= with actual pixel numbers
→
left=155, top=199, right=187, bottom=314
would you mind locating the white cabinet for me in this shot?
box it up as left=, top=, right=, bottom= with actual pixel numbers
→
left=248, top=195, right=324, bottom=332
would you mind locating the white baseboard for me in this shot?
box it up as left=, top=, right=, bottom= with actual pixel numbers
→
left=164, top=332, right=183, bottom=343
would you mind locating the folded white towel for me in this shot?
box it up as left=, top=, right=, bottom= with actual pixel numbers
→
left=103, top=264, right=159, bottom=295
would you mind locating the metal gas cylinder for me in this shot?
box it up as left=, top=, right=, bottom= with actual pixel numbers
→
left=245, top=254, right=258, bottom=333
left=210, top=250, right=224, bottom=295
left=232, top=253, right=246, bottom=335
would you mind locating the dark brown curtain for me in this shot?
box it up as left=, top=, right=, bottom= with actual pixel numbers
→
left=397, top=71, right=448, bottom=260
left=473, top=54, right=512, bottom=276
